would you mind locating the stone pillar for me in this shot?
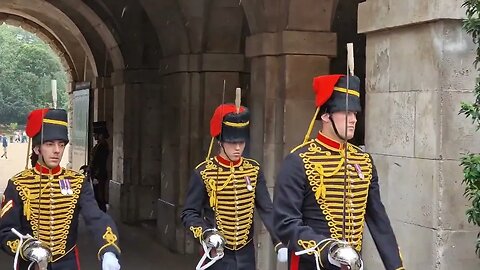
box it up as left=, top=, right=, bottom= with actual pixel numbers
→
left=359, top=0, right=480, bottom=269
left=246, top=31, right=336, bottom=270
left=92, top=76, right=114, bottom=123
left=110, top=70, right=163, bottom=224
left=156, top=53, right=245, bottom=254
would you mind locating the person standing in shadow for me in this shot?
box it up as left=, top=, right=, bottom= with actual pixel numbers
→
left=89, top=121, right=110, bottom=212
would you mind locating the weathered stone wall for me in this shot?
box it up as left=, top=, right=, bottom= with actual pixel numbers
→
left=359, top=0, right=480, bottom=269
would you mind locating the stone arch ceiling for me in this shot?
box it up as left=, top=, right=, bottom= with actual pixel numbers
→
left=140, top=0, right=190, bottom=57
left=241, top=0, right=339, bottom=34
left=0, top=0, right=126, bottom=81
left=47, top=0, right=125, bottom=73
left=85, top=0, right=161, bottom=69
left=140, top=0, right=246, bottom=57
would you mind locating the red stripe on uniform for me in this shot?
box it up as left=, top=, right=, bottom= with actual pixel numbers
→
left=74, top=246, right=81, bottom=270
left=290, top=253, right=300, bottom=270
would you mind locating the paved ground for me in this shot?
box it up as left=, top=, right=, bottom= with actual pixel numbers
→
left=0, top=142, right=197, bottom=269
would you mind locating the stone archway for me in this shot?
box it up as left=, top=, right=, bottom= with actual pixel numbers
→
left=0, top=0, right=129, bottom=219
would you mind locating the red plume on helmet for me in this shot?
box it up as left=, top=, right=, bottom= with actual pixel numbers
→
left=210, top=104, right=246, bottom=138
left=312, top=74, right=343, bottom=107
left=26, top=109, right=49, bottom=138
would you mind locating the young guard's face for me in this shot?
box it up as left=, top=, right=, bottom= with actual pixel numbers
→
left=323, top=111, right=358, bottom=140
left=34, top=140, right=66, bottom=168
left=219, top=141, right=246, bottom=162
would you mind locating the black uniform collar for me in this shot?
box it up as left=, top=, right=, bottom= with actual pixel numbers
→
left=34, top=162, right=62, bottom=175
left=316, top=132, right=344, bottom=151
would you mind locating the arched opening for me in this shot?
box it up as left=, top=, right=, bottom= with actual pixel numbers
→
left=0, top=1, right=132, bottom=268
left=0, top=23, right=70, bottom=181
left=0, top=0, right=124, bottom=170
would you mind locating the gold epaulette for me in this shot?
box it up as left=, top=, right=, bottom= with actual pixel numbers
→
left=62, top=169, right=85, bottom=179
left=10, top=169, right=34, bottom=181
left=347, top=143, right=364, bottom=153
left=290, top=139, right=315, bottom=154
left=243, top=157, right=260, bottom=166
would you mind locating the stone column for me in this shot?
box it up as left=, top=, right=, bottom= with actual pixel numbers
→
left=359, top=0, right=480, bottom=269
left=92, top=76, right=114, bottom=123
left=156, top=53, right=245, bottom=254
left=246, top=31, right=336, bottom=270
left=110, top=70, right=163, bottom=224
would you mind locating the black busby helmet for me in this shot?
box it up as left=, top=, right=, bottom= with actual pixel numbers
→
left=205, top=87, right=249, bottom=161
left=210, top=104, right=250, bottom=143
left=301, top=74, right=362, bottom=143
left=319, top=75, right=362, bottom=115
left=26, top=108, right=69, bottom=146
left=93, top=121, right=110, bottom=139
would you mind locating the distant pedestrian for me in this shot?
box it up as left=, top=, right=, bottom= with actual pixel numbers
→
left=22, top=130, right=27, bottom=143
left=1, top=133, right=8, bottom=159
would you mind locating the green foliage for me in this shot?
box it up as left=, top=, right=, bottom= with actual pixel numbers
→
left=461, top=0, right=480, bottom=257
left=8, top=122, right=18, bottom=131
left=0, top=23, right=68, bottom=125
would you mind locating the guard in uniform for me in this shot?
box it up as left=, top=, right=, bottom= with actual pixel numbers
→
left=89, top=121, right=110, bottom=212
left=0, top=108, right=121, bottom=270
left=273, top=75, right=405, bottom=270
left=181, top=103, right=288, bottom=270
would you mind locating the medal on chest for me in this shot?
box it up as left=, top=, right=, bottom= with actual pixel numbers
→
left=353, top=164, right=364, bottom=179
left=59, top=179, right=73, bottom=195
left=244, top=176, right=253, bottom=191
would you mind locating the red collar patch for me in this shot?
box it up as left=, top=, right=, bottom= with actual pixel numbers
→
left=34, top=162, right=62, bottom=175
left=317, top=132, right=343, bottom=150
left=215, top=155, right=242, bottom=167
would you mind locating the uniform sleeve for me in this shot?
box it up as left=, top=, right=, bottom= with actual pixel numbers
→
left=254, top=169, right=284, bottom=251
left=273, top=153, right=334, bottom=262
left=180, top=170, right=210, bottom=242
left=78, top=179, right=121, bottom=260
left=0, top=180, right=24, bottom=257
left=365, top=157, right=405, bottom=270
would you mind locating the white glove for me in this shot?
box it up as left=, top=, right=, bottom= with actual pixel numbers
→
left=205, top=233, right=224, bottom=249
left=277, top=247, right=288, bottom=263
left=102, top=252, right=120, bottom=270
